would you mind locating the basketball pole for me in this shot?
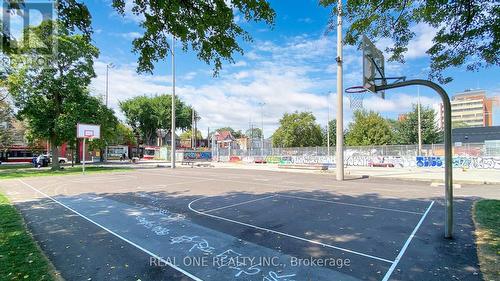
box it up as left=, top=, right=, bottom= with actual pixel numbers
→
left=376, top=79, right=453, bottom=239
left=171, top=36, right=176, bottom=169
left=82, top=138, right=86, bottom=174
left=336, top=0, right=344, bottom=181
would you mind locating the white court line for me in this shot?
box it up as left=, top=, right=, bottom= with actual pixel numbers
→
left=381, top=201, right=434, bottom=281
left=204, top=195, right=277, bottom=213
left=188, top=197, right=394, bottom=264
left=278, top=194, right=424, bottom=215
left=142, top=170, right=423, bottom=214
left=17, top=179, right=203, bottom=281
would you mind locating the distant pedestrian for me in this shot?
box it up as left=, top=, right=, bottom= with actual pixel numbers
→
left=36, top=155, right=43, bottom=168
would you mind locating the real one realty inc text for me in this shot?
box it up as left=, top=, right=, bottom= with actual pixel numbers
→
left=150, top=255, right=351, bottom=269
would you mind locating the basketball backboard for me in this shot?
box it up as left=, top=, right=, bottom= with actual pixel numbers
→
left=362, top=35, right=385, bottom=99
left=77, top=123, right=101, bottom=139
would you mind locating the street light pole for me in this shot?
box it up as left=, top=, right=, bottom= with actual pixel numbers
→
left=327, top=98, right=330, bottom=157
left=336, top=0, right=344, bottom=181
left=171, top=36, right=176, bottom=169
left=104, top=63, right=114, bottom=163
left=417, top=86, right=423, bottom=155
left=259, top=102, right=265, bottom=157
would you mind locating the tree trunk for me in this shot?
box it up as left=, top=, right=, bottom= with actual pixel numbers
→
left=50, top=135, right=60, bottom=170
left=75, top=137, right=81, bottom=164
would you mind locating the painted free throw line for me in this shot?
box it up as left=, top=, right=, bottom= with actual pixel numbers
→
left=188, top=196, right=394, bottom=264
left=18, top=179, right=203, bottom=281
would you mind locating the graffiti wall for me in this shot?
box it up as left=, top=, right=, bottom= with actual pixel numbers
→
left=183, top=151, right=212, bottom=161
left=216, top=153, right=500, bottom=170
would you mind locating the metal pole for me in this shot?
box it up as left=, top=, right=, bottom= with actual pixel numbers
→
left=82, top=138, right=86, bottom=174
left=105, top=65, right=109, bottom=107
left=259, top=102, right=265, bottom=157
left=104, top=65, right=109, bottom=163
left=377, top=79, right=453, bottom=238
left=171, top=36, right=176, bottom=169
left=336, top=0, right=344, bottom=181
left=327, top=94, right=331, bottom=156
left=192, top=108, right=195, bottom=148
left=417, top=86, right=422, bottom=155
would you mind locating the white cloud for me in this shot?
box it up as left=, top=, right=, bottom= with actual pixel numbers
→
left=363, top=93, right=440, bottom=113
left=93, top=32, right=437, bottom=136
left=374, top=23, right=437, bottom=60
left=112, top=31, right=142, bottom=40
left=298, top=17, right=313, bottom=24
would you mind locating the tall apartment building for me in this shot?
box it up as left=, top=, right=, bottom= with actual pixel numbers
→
left=451, top=89, right=495, bottom=127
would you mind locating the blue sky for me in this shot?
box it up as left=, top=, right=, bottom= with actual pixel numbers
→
left=52, top=1, right=500, bottom=136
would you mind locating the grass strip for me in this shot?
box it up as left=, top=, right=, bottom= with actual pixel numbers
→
left=0, top=193, right=59, bottom=281
left=0, top=166, right=131, bottom=180
left=473, top=199, right=500, bottom=281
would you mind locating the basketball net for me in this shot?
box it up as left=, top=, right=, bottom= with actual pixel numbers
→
left=347, top=92, right=366, bottom=111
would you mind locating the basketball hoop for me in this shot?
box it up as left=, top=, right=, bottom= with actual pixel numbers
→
left=345, top=86, right=368, bottom=111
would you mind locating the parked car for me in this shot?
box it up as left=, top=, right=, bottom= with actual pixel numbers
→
left=44, top=155, right=70, bottom=164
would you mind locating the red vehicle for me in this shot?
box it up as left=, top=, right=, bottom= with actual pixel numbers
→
left=143, top=146, right=160, bottom=160
left=0, top=145, right=46, bottom=163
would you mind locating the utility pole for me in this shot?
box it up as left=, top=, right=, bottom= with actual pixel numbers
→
left=171, top=36, right=176, bottom=169
left=336, top=0, right=344, bottom=181
left=192, top=108, right=195, bottom=149
left=417, top=86, right=423, bottom=155
left=327, top=92, right=331, bottom=157
left=104, top=63, right=114, bottom=163
left=259, top=102, right=265, bottom=157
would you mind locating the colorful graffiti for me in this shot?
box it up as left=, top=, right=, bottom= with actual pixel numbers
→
left=416, top=156, right=443, bottom=167
left=219, top=154, right=500, bottom=169
left=183, top=151, right=212, bottom=161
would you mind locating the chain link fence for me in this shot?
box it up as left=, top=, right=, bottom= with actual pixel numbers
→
left=214, top=143, right=492, bottom=158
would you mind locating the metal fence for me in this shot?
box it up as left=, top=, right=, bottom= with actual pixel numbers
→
left=214, top=143, right=493, bottom=158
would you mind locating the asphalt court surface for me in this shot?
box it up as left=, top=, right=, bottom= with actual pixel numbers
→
left=1, top=167, right=494, bottom=281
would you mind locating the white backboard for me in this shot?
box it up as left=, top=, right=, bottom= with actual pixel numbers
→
left=77, top=123, right=101, bottom=139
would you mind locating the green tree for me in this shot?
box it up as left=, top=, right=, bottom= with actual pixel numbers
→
left=321, top=0, right=499, bottom=83
left=111, top=0, right=275, bottom=75
left=215, top=127, right=244, bottom=138
left=245, top=127, right=263, bottom=139
left=120, top=94, right=193, bottom=145
left=0, top=100, right=14, bottom=151
left=109, top=123, right=136, bottom=145
left=6, top=21, right=99, bottom=169
left=272, top=112, right=323, bottom=147
left=322, top=119, right=337, bottom=146
left=394, top=105, right=443, bottom=144
left=452, top=121, right=469, bottom=129
left=345, top=111, right=393, bottom=146
left=180, top=130, right=203, bottom=140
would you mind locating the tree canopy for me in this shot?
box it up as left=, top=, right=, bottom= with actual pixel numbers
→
left=245, top=127, right=263, bottom=139
left=111, top=0, right=275, bottom=75
left=345, top=111, right=393, bottom=146
left=272, top=111, right=323, bottom=148
left=321, top=0, right=499, bottom=83
left=180, top=130, right=203, bottom=140
left=0, top=100, right=14, bottom=151
left=120, top=94, right=193, bottom=145
left=394, top=104, right=443, bottom=144
left=322, top=119, right=337, bottom=147
left=6, top=20, right=99, bottom=169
